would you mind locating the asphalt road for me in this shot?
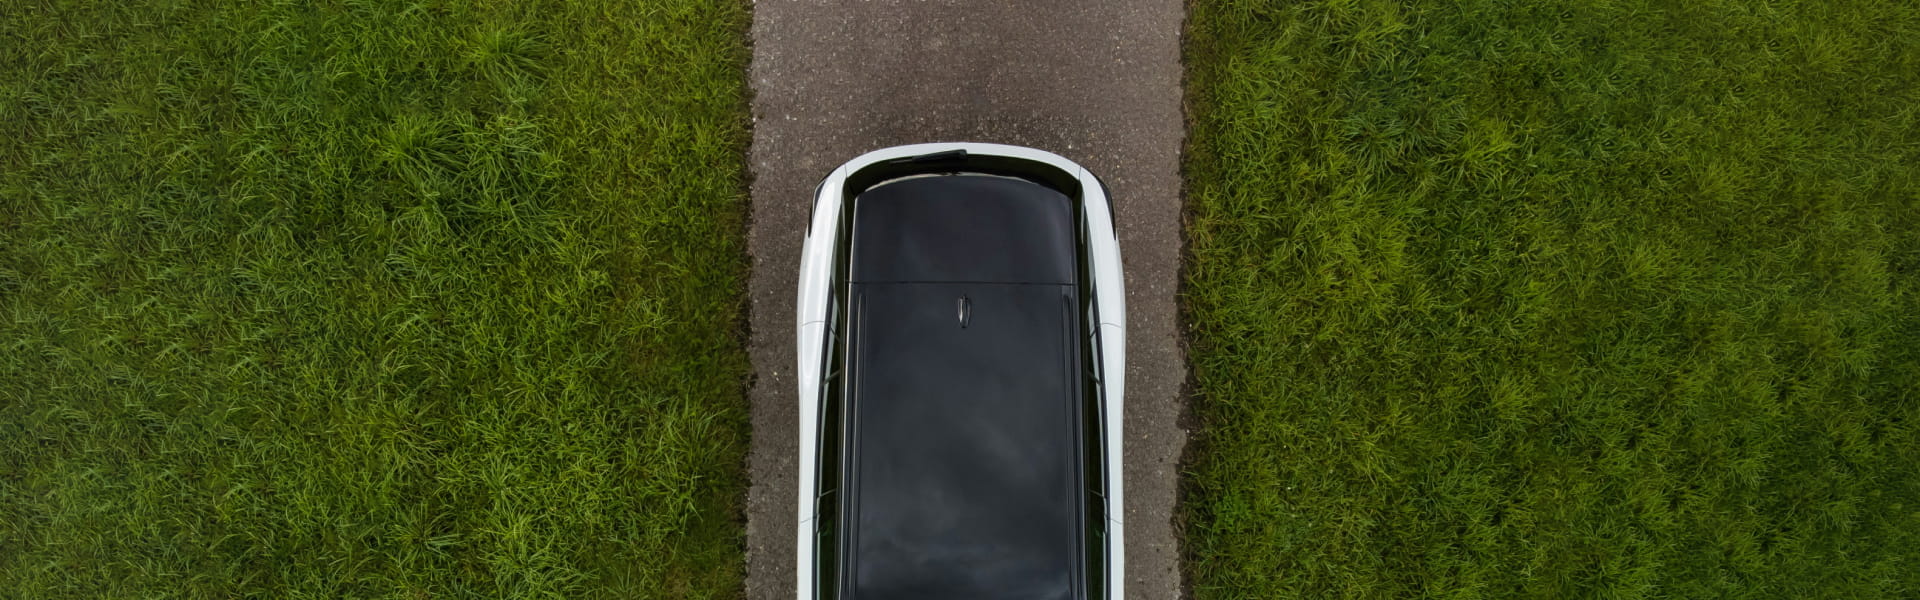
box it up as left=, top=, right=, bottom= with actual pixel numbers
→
left=743, top=1, right=1187, bottom=598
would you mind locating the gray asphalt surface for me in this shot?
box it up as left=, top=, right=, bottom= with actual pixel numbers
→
left=743, top=1, right=1187, bottom=598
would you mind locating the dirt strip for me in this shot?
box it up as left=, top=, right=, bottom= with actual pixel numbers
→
left=743, top=2, right=1187, bottom=597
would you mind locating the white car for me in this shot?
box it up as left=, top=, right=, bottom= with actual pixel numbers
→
left=795, top=143, right=1126, bottom=599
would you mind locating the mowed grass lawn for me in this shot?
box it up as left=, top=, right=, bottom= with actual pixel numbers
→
left=2, top=1, right=749, bottom=598
left=1185, top=0, right=1919, bottom=598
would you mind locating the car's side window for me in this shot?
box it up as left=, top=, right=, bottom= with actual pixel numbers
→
left=814, top=292, right=843, bottom=599
left=1083, top=345, right=1108, bottom=600
left=1081, top=209, right=1110, bottom=599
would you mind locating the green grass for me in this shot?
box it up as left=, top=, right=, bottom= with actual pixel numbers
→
left=1, top=1, right=749, bottom=597
left=1183, top=0, right=1920, bottom=597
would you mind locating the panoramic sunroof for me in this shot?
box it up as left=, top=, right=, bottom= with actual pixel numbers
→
left=840, top=283, right=1083, bottom=600
left=836, top=172, right=1088, bottom=599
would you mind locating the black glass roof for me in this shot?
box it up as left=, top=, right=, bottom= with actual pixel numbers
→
left=837, top=174, right=1086, bottom=599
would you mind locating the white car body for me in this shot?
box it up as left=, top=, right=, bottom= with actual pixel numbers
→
left=796, top=143, right=1124, bottom=599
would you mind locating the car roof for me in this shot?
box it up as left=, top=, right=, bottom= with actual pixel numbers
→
left=838, top=174, right=1086, bottom=599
